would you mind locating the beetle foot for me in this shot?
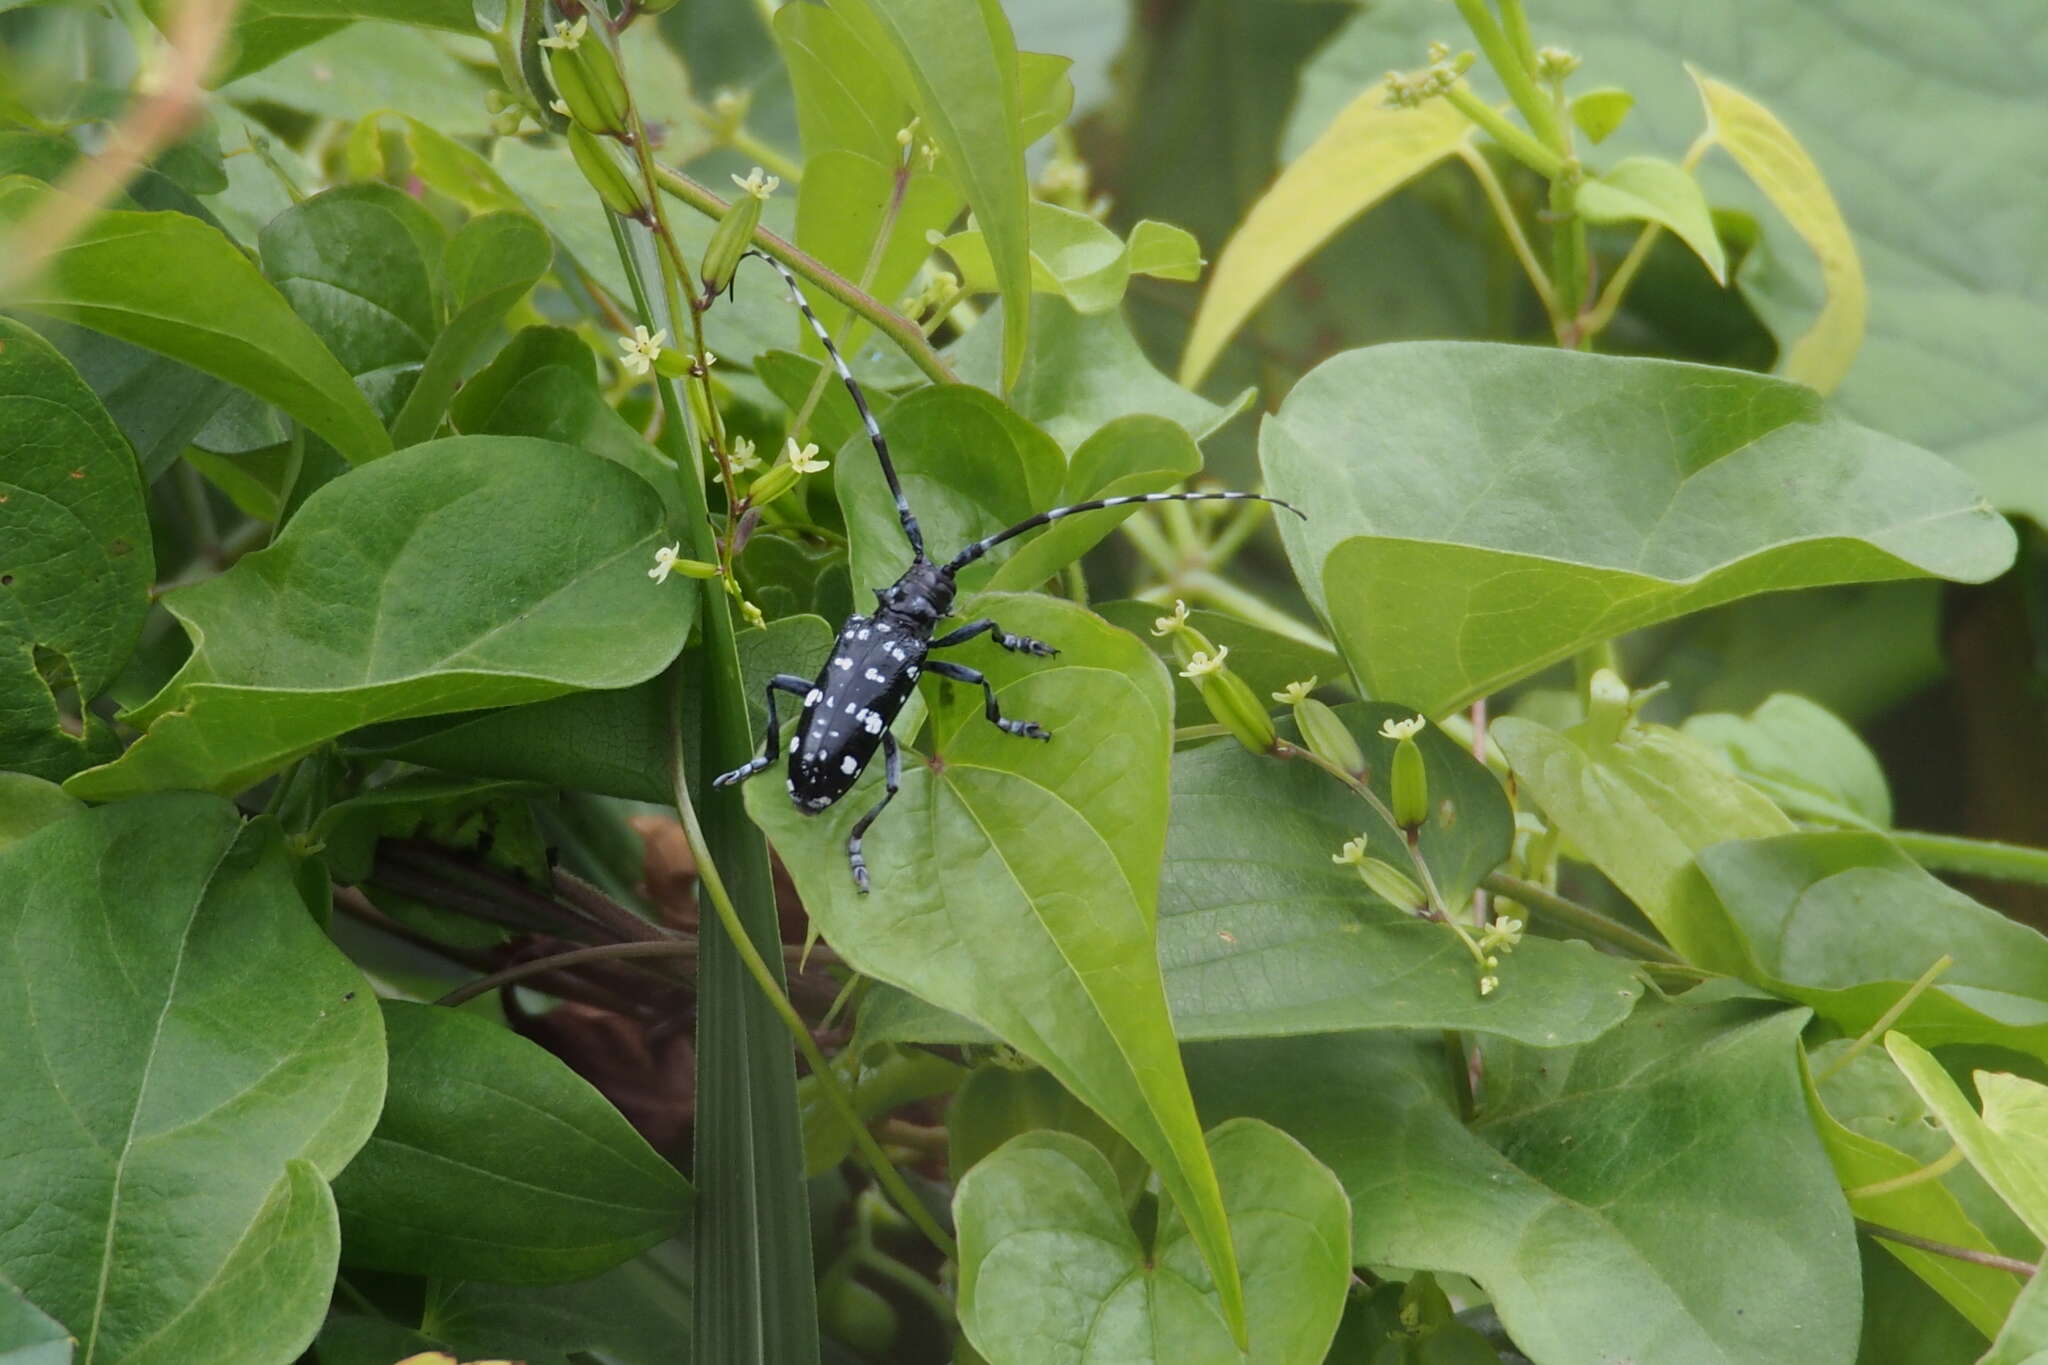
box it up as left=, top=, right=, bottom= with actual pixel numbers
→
left=1001, top=718, right=1053, bottom=741
left=1001, top=632, right=1058, bottom=657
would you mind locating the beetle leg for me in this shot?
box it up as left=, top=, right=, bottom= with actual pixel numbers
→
left=844, top=730, right=901, bottom=894
left=925, top=659, right=1052, bottom=740
left=712, top=674, right=814, bottom=787
left=930, top=616, right=1057, bottom=657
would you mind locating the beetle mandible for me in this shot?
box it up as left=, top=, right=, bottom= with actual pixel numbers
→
left=713, top=252, right=1303, bottom=892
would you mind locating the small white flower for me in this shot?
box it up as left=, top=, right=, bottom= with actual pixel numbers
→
left=1479, top=974, right=1499, bottom=997
left=783, top=438, right=827, bottom=474
left=694, top=350, right=717, bottom=370
left=618, top=325, right=666, bottom=377
left=1331, top=835, right=1368, bottom=867
left=648, top=543, right=683, bottom=583
left=1179, top=645, right=1229, bottom=680
left=539, top=16, right=586, bottom=49
left=1379, top=714, right=1427, bottom=742
left=1151, top=599, right=1190, bottom=638
left=1483, top=915, right=1525, bottom=951
left=549, top=98, right=571, bottom=117
left=1273, top=677, right=1318, bottom=706
left=713, top=437, right=761, bottom=484
left=730, top=166, right=780, bottom=200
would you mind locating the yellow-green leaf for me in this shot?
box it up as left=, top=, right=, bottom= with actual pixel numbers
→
left=1577, top=155, right=1727, bottom=284
left=1570, top=87, right=1634, bottom=144
left=1180, top=94, right=1468, bottom=388
left=1692, top=68, right=1866, bottom=394
left=1889, top=1034, right=2048, bottom=1248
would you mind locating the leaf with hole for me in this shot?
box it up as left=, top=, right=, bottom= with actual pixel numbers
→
left=65, top=436, right=690, bottom=801
left=1265, top=344, right=2015, bottom=718
left=0, top=794, right=384, bottom=1365
left=955, top=1120, right=1349, bottom=1365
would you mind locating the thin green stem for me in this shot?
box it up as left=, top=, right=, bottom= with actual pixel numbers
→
left=666, top=715, right=959, bottom=1263
left=1481, top=873, right=1682, bottom=963
left=1815, top=955, right=1953, bottom=1083
left=1547, top=174, right=1590, bottom=344
left=652, top=164, right=955, bottom=386
left=1120, top=513, right=1181, bottom=579
left=1443, top=84, right=1565, bottom=181
left=1449, top=0, right=1564, bottom=150
left=1843, top=1145, right=1966, bottom=1202
left=1498, top=0, right=1540, bottom=75
left=1582, top=132, right=1711, bottom=342
left=1202, top=497, right=1273, bottom=571
left=1455, top=142, right=1556, bottom=316
left=857, top=1247, right=959, bottom=1325
left=1856, top=1221, right=2037, bottom=1278
left=1179, top=571, right=1335, bottom=653
left=1892, top=832, right=2048, bottom=889
left=434, top=940, right=693, bottom=1008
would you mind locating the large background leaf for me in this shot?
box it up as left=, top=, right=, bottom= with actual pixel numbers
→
left=1263, top=343, right=2015, bottom=715
left=1189, top=992, right=1862, bottom=1365
left=1292, top=0, right=2048, bottom=524
left=0, top=318, right=150, bottom=780
left=66, top=436, right=691, bottom=800
left=0, top=177, right=388, bottom=463
left=1163, top=703, right=1644, bottom=1045
left=0, top=795, right=384, bottom=1365
left=332, top=1002, right=691, bottom=1284
left=747, top=592, right=1245, bottom=1337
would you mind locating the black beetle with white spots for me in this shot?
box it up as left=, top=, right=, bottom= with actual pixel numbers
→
left=713, top=252, right=1303, bottom=893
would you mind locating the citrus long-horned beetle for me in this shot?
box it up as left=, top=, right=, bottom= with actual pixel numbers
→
left=714, top=252, right=1302, bottom=891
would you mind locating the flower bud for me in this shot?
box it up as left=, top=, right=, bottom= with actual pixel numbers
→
left=700, top=183, right=766, bottom=301
left=567, top=122, right=647, bottom=219
left=1295, top=697, right=1365, bottom=776
left=1380, top=714, right=1429, bottom=830
left=1584, top=666, right=1633, bottom=746
left=1356, top=856, right=1426, bottom=913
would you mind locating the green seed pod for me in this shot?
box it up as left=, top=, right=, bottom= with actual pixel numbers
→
left=545, top=48, right=608, bottom=137
left=700, top=191, right=763, bottom=300
left=567, top=122, right=647, bottom=219
left=1196, top=667, right=1278, bottom=757
left=1390, top=734, right=1428, bottom=829
left=744, top=460, right=803, bottom=506
left=568, top=32, right=632, bottom=136
left=1356, top=855, right=1425, bottom=913
left=1295, top=697, right=1365, bottom=775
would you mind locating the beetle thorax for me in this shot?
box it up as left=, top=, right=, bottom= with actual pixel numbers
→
left=872, top=559, right=955, bottom=627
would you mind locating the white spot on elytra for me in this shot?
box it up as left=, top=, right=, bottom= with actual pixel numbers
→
left=833, top=657, right=853, bottom=670
left=877, top=622, right=892, bottom=633
left=789, top=737, right=800, bottom=753
left=906, top=664, right=920, bottom=678
left=864, top=667, right=887, bottom=683
left=861, top=711, right=884, bottom=734
left=857, top=629, right=870, bottom=640
left=804, top=688, right=822, bottom=705
left=840, top=755, right=859, bottom=775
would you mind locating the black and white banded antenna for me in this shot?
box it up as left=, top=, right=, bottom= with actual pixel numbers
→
left=945, top=490, right=1304, bottom=574
left=742, top=250, right=923, bottom=561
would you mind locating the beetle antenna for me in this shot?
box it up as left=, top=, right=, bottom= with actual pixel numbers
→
left=745, top=250, right=924, bottom=560
left=944, top=491, right=1304, bottom=574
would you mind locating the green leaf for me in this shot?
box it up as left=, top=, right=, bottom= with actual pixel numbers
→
left=940, top=202, right=1204, bottom=315
left=1189, top=993, right=1862, bottom=1365
left=794, top=149, right=962, bottom=352
left=421, top=1238, right=694, bottom=1364
left=1576, top=154, right=1728, bottom=284
left=29, top=319, right=232, bottom=482
left=0, top=773, right=81, bottom=854
left=946, top=1063, right=1145, bottom=1196
left=1165, top=703, right=1643, bottom=1043
left=332, top=1001, right=692, bottom=1283
left=346, top=110, right=526, bottom=216
left=259, top=183, right=443, bottom=431
left=1862, top=1238, right=1994, bottom=1365
left=66, top=436, right=690, bottom=801
left=0, top=318, right=151, bottom=780
left=387, top=210, right=548, bottom=448
left=1699, top=833, right=2048, bottom=1063
left=1492, top=714, right=1789, bottom=971
left=1979, top=1260, right=2048, bottom=1365
left=952, top=298, right=1254, bottom=451
left=1683, top=692, right=1892, bottom=828
left=0, top=1278, right=70, bottom=1365
left=0, top=794, right=385, bottom=1365
left=956, top=1120, right=1350, bottom=1365
left=0, top=176, right=389, bottom=462
left=157, top=0, right=474, bottom=81
left=1570, top=87, right=1634, bottom=144
left=777, top=1, right=910, bottom=166
left=1890, top=1034, right=2048, bottom=1248
left=1692, top=70, right=1862, bottom=393
left=799, top=1044, right=964, bottom=1176
left=746, top=592, right=1245, bottom=1337
left=1802, top=1052, right=2020, bottom=1338
left=212, top=13, right=487, bottom=114
left=828, top=0, right=1031, bottom=389
left=1180, top=93, right=1469, bottom=387
left=1264, top=343, right=2016, bottom=717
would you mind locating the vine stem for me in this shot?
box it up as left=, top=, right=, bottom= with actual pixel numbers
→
left=431, top=938, right=832, bottom=1009
left=1842, top=1145, right=1967, bottom=1202
left=1855, top=1220, right=2037, bottom=1278
left=1813, top=954, right=1952, bottom=1084
left=1456, top=141, right=1556, bottom=316
left=652, top=164, right=956, bottom=387
left=1892, top=832, right=2048, bottom=889
left=664, top=690, right=959, bottom=1263
left=1480, top=873, right=1681, bottom=963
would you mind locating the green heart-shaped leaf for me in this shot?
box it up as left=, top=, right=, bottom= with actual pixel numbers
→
left=956, top=1119, right=1350, bottom=1365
